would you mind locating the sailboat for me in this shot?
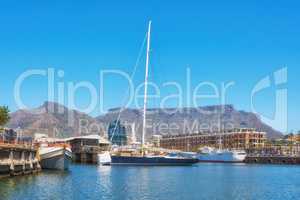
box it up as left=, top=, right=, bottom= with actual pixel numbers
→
left=110, top=21, right=198, bottom=166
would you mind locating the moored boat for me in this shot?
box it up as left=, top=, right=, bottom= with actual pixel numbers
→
left=34, top=134, right=72, bottom=170
left=97, top=151, right=111, bottom=165
left=109, top=21, right=198, bottom=166
left=197, top=146, right=246, bottom=163
left=39, top=146, right=72, bottom=170
left=110, top=155, right=198, bottom=166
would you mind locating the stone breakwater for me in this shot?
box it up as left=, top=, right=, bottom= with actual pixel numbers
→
left=245, top=155, right=300, bottom=165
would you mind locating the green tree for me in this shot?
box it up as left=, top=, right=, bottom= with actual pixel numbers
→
left=0, top=106, right=10, bottom=127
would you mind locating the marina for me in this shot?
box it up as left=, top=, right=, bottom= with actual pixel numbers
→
left=1, top=136, right=300, bottom=177
left=0, top=1, right=299, bottom=199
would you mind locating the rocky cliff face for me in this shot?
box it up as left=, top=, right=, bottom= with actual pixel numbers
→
left=8, top=102, right=97, bottom=138
left=8, top=102, right=282, bottom=139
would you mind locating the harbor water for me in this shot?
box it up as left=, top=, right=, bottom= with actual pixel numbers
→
left=0, top=163, right=300, bottom=200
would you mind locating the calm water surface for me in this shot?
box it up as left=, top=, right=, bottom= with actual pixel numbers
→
left=0, top=163, right=300, bottom=200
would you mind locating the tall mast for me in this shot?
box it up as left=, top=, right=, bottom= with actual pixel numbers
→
left=142, top=21, right=152, bottom=149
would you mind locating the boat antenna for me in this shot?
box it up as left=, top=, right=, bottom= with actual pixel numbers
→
left=142, top=20, right=152, bottom=153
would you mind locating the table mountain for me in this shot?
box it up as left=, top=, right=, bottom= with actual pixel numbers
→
left=96, top=105, right=282, bottom=139
left=8, top=102, right=282, bottom=139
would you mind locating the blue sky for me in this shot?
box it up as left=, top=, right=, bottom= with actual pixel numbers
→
left=0, top=0, right=299, bottom=132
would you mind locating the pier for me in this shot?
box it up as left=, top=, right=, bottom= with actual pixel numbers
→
left=0, top=143, right=40, bottom=178
left=245, top=156, right=300, bottom=165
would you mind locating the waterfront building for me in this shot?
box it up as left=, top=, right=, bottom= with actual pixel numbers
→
left=108, top=120, right=128, bottom=146
left=152, top=135, right=162, bottom=147
left=0, top=128, right=32, bottom=145
left=286, top=134, right=300, bottom=144
left=0, top=128, right=17, bottom=143
left=160, top=128, right=266, bottom=152
left=67, top=135, right=110, bottom=163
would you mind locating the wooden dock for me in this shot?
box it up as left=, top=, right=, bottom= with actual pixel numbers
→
left=0, top=143, right=41, bottom=178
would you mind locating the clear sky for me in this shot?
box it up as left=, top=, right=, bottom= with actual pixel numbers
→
left=0, top=0, right=299, bottom=133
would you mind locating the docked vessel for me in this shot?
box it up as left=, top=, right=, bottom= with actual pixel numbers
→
left=197, top=146, right=246, bottom=163
left=35, top=134, right=72, bottom=170
left=97, top=151, right=112, bottom=165
left=111, top=155, right=198, bottom=166
left=110, top=21, right=198, bottom=166
left=39, top=145, right=72, bottom=170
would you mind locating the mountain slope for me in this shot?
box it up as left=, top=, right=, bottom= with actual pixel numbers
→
left=8, top=102, right=98, bottom=138
left=8, top=102, right=282, bottom=139
left=96, top=105, right=282, bottom=139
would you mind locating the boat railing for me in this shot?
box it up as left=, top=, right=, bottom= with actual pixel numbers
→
left=46, top=143, right=71, bottom=149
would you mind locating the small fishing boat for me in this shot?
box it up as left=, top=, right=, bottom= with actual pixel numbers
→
left=35, top=135, right=72, bottom=170
left=39, top=144, right=72, bottom=170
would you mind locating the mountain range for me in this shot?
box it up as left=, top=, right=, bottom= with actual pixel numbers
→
left=8, top=101, right=282, bottom=139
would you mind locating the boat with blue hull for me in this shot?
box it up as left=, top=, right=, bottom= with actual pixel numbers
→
left=110, top=155, right=198, bottom=166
